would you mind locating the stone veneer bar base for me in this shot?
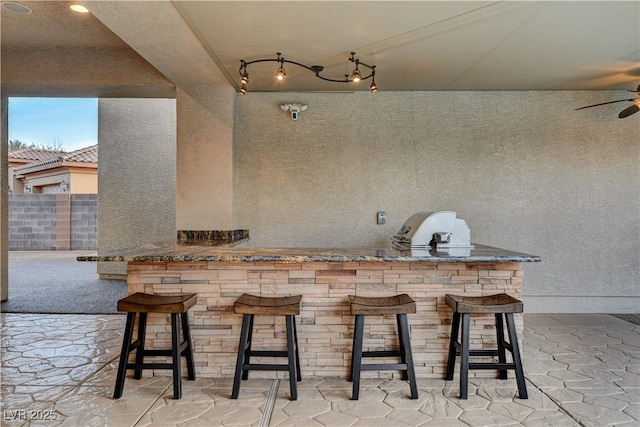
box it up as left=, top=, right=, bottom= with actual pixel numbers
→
left=126, top=260, right=523, bottom=380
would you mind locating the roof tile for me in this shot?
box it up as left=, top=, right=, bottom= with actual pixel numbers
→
left=13, top=144, right=98, bottom=172
left=62, top=145, right=98, bottom=163
left=8, top=148, right=62, bottom=161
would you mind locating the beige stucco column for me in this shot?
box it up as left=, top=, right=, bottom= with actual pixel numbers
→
left=85, top=1, right=235, bottom=232
left=95, top=88, right=235, bottom=279
left=97, top=98, right=177, bottom=279
left=1, top=97, right=8, bottom=301
left=176, top=86, right=235, bottom=230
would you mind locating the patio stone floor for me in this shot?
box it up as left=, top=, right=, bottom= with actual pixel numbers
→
left=1, top=313, right=638, bottom=426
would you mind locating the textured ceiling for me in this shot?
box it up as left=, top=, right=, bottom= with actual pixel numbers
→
left=0, top=0, right=127, bottom=49
left=1, top=1, right=639, bottom=93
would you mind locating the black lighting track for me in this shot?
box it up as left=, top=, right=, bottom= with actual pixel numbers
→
left=238, top=52, right=378, bottom=93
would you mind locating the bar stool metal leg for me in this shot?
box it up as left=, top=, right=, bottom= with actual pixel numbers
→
left=351, top=314, right=365, bottom=400
left=398, top=313, right=418, bottom=399
left=505, top=313, right=528, bottom=399
left=459, top=313, right=471, bottom=400
left=349, top=318, right=358, bottom=382
left=445, top=312, right=460, bottom=381
left=396, top=314, right=408, bottom=381
left=113, top=312, right=136, bottom=399
left=133, top=312, right=147, bottom=380
left=181, top=312, right=196, bottom=380
left=242, top=314, right=254, bottom=380
left=232, top=314, right=252, bottom=399
left=285, top=315, right=298, bottom=400
left=171, top=313, right=182, bottom=399
left=495, top=313, right=508, bottom=380
left=293, top=319, right=301, bottom=381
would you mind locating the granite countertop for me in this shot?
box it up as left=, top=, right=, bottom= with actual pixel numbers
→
left=78, top=243, right=540, bottom=263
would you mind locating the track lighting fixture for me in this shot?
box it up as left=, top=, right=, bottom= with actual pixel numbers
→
left=369, top=78, right=378, bottom=93
left=238, top=51, right=378, bottom=94
left=350, top=58, right=362, bottom=83
left=274, top=52, right=287, bottom=81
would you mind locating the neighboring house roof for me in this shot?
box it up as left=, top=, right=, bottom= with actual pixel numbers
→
left=13, top=144, right=98, bottom=174
left=8, top=148, right=63, bottom=163
left=60, top=144, right=98, bottom=164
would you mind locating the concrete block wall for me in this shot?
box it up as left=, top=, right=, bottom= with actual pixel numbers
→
left=9, top=195, right=56, bottom=250
left=70, top=194, right=98, bottom=250
left=8, top=194, right=97, bottom=251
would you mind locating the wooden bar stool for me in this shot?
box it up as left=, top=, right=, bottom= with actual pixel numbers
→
left=113, top=293, right=196, bottom=400
left=348, top=294, right=418, bottom=400
left=444, top=293, right=528, bottom=399
left=231, top=293, right=302, bottom=400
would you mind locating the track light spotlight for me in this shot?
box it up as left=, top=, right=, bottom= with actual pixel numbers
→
left=369, top=67, right=378, bottom=92
left=275, top=52, right=287, bottom=81
left=350, top=54, right=362, bottom=83
left=351, top=68, right=362, bottom=83
left=238, top=51, right=378, bottom=93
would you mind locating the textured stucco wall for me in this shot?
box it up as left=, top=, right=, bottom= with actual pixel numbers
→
left=97, top=98, right=176, bottom=277
left=1, top=47, right=175, bottom=98
left=1, top=97, right=8, bottom=300
left=67, top=172, right=97, bottom=194
left=234, top=91, right=639, bottom=313
left=176, top=86, right=235, bottom=229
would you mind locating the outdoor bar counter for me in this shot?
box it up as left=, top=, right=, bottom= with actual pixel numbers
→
left=82, top=242, right=540, bottom=379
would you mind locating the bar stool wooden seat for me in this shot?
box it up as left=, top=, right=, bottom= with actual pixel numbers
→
left=348, top=294, right=418, bottom=400
left=232, top=293, right=302, bottom=400
left=444, top=293, right=527, bottom=399
left=113, top=292, right=196, bottom=400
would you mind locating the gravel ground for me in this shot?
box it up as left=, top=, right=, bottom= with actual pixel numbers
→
left=1, top=251, right=127, bottom=314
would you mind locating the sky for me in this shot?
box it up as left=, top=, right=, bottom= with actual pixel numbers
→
left=8, top=97, right=98, bottom=152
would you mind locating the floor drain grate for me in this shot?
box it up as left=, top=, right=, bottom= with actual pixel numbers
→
left=259, top=379, right=279, bottom=427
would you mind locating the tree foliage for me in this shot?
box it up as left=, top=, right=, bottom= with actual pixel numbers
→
left=8, top=139, right=30, bottom=151
left=8, top=138, right=66, bottom=152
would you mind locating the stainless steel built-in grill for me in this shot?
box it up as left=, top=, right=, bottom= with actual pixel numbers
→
left=392, top=211, right=473, bottom=254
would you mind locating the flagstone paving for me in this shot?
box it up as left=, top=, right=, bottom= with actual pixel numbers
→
left=1, top=313, right=638, bottom=426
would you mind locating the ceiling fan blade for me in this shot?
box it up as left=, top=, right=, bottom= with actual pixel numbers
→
left=618, top=104, right=640, bottom=118
left=575, top=99, right=637, bottom=110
